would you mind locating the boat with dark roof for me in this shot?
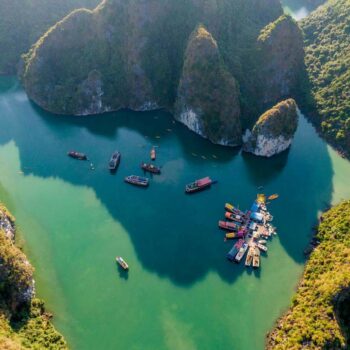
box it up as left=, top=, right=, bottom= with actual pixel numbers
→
left=109, top=151, right=121, bottom=171
left=227, top=239, right=244, bottom=261
left=218, top=220, right=239, bottom=231
left=124, top=175, right=149, bottom=187
left=185, top=177, right=215, bottom=194
left=141, top=162, right=161, bottom=174
left=67, top=151, right=87, bottom=160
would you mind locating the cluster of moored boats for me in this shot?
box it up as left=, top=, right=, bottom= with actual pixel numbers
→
left=219, top=194, right=278, bottom=269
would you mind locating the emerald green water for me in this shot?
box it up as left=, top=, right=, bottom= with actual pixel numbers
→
left=0, top=76, right=350, bottom=349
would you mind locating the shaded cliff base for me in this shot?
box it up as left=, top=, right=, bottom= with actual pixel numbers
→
left=266, top=200, right=350, bottom=350
left=0, top=204, right=67, bottom=349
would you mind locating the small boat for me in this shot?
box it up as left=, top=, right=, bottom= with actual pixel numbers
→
left=109, top=151, right=121, bottom=171
left=268, top=194, right=279, bottom=201
left=245, top=247, right=254, bottom=266
left=116, top=256, right=129, bottom=270
left=124, top=175, right=149, bottom=187
left=185, top=177, right=214, bottom=194
left=235, top=242, right=249, bottom=263
left=258, top=239, right=267, bottom=245
left=257, top=243, right=268, bottom=252
left=225, top=212, right=243, bottom=223
left=225, top=203, right=234, bottom=212
left=218, top=220, right=238, bottom=231
left=141, top=162, right=161, bottom=174
left=150, top=147, right=156, bottom=161
left=252, top=247, right=260, bottom=268
left=225, top=232, right=237, bottom=239
left=67, top=151, right=87, bottom=160
left=227, top=239, right=244, bottom=261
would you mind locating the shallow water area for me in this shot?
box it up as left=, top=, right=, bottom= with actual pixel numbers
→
left=0, top=77, right=350, bottom=349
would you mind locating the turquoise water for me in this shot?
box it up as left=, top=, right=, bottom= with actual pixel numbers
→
left=0, top=76, right=350, bottom=349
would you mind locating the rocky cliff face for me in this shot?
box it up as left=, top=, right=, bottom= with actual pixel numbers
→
left=257, top=15, right=304, bottom=106
left=21, top=0, right=303, bottom=145
left=175, top=26, right=241, bottom=146
left=243, top=99, right=298, bottom=157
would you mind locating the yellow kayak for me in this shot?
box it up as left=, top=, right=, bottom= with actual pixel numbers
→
left=225, top=203, right=234, bottom=212
left=268, top=194, right=279, bottom=200
left=225, top=232, right=236, bottom=239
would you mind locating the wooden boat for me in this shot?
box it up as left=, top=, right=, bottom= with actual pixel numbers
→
left=252, top=247, right=260, bottom=268
left=150, top=147, right=156, bottom=160
left=235, top=242, right=248, bottom=263
left=109, top=151, right=121, bottom=171
left=257, top=243, right=268, bottom=252
left=116, top=256, right=129, bottom=270
left=268, top=194, right=279, bottom=201
left=245, top=247, right=254, bottom=266
left=124, top=175, right=149, bottom=187
left=67, top=151, right=87, bottom=160
left=218, top=220, right=238, bottom=231
left=141, top=162, right=161, bottom=174
left=225, top=232, right=236, bottom=239
left=185, top=177, right=214, bottom=194
left=227, top=239, right=244, bottom=261
left=225, top=212, right=243, bottom=223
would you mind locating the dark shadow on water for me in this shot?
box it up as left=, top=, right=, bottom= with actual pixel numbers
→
left=116, top=266, right=129, bottom=281
left=0, top=79, right=335, bottom=287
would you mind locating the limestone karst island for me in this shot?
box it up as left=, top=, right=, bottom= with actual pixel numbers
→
left=0, top=0, right=349, bottom=349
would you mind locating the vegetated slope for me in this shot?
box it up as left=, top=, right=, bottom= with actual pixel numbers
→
left=301, top=0, right=350, bottom=157
left=0, top=204, right=67, bottom=349
left=21, top=0, right=304, bottom=145
left=267, top=200, right=350, bottom=350
left=0, top=0, right=101, bottom=74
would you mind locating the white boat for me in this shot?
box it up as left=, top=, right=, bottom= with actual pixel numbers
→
left=235, top=242, right=248, bottom=263
left=257, top=243, right=268, bottom=252
left=116, top=256, right=129, bottom=270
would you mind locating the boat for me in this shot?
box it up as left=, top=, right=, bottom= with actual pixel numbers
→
left=67, top=151, right=87, bottom=160
left=258, top=239, right=267, bottom=245
left=256, top=193, right=266, bottom=204
left=109, top=151, right=121, bottom=171
left=245, top=247, right=254, bottom=266
left=227, top=239, right=244, bottom=261
left=268, top=194, right=279, bottom=201
left=235, top=242, right=248, bottom=263
left=252, top=247, right=260, bottom=268
left=218, top=220, right=238, bottom=231
left=257, top=243, right=268, bottom=252
left=141, top=162, right=161, bottom=174
left=150, top=147, right=156, bottom=161
left=124, top=175, right=149, bottom=187
left=225, top=232, right=236, bottom=239
left=225, top=212, right=243, bottom=223
left=225, top=203, right=234, bottom=212
left=116, top=256, right=129, bottom=270
left=185, top=177, right=214, bottom=194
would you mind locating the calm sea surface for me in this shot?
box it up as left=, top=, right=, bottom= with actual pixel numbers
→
left=0, top=75, right=349, bottom=350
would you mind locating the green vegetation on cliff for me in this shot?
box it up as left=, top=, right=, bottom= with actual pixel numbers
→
left=175, top=25, right=241, bottom=145
left=267, top=200, right=350, bottom=349
left=0, top=205, right=67, bottom=349
left=0, top=0, right=100, bottom=74
left=21, top=0, right=304, bottom=138
left=301, top=0, right=350, bottom=156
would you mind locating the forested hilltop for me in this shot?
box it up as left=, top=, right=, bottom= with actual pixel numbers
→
left=0, top=0, right=100, bottom=74
left=301, top=0, right=350, bottom=157
left=267, top=201, right=350, bottom=350
left=21, top=0, right=305, bottom=146
left=0, top=204, right=67, bottom=349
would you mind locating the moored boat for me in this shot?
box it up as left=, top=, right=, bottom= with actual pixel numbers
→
left=68, top=151, right=87, bottom=160
left=185, top=176, right=214, bottom=194
left=268, top=194, right=279, bottom=201
left=235, top=242, right=248, bottom=263
left=141, top=162, right=161, bottom=174
left=225, top=232, right=236, bottom=239
left=109, top=151, right=121, bottom=171
left=150, top=147, right=156, bottom=160
left=227, top=239, right=244, bottom=261
left=258, top=239, right=267, bottom=245
left=124, top=175, right=149, bottom=187
left=245, top=247, right=254, bottom=266
left=225, top=212, right=243, bottom=223
left=225, top=203, right=234, bottom=212
left=252, top=247, right=260, bottom=268
left=218, top=220, right=238, bottom=231
left=257, top=243, right=268, bottom=252
left=116, top=256, right=129, bottom=270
